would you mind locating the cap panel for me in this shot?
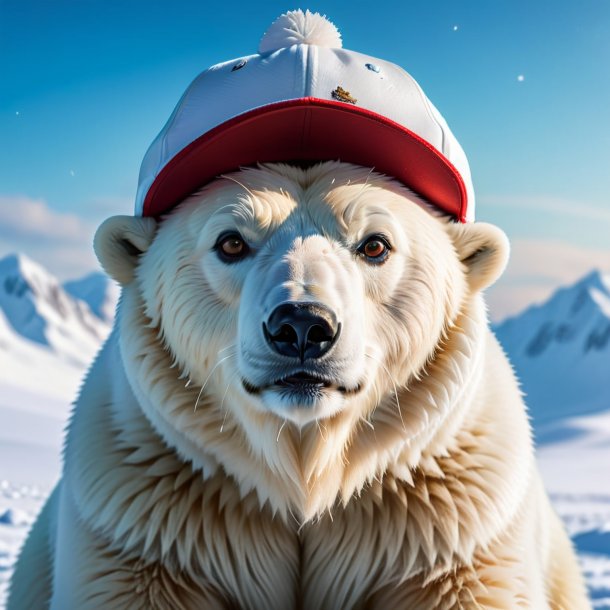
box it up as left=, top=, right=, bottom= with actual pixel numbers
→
left=136, top=48, right=307, bottom=214
left=161, top=50, right=303, bottom=159
left=309, top=48, right=444, bottom=150
left=423, top=99, right=475, bottom=221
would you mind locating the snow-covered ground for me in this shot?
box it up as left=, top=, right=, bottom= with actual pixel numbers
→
left=0, top=372, right=81, bottom=605
left=0, top=255, right=608, bottom=607
left=538, top=414, right=610, bottom=609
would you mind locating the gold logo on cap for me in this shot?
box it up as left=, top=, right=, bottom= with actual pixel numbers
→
left=332, top=86, right=357, bottom=104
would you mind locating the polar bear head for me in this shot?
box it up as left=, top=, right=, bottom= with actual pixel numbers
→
left=94, top=162, right=508, bottom=518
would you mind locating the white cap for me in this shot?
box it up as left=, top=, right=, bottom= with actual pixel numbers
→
left=135, top=10, right=474, bottom=222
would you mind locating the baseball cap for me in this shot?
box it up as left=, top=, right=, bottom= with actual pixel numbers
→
left=135, top=9, right=475, bottom=222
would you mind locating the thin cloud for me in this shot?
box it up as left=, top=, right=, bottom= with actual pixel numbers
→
left=0, top=195, right=102, bottom=280
left=0, top=195, right=96, bottom=243
left=87, top=196, right=133, bottom=217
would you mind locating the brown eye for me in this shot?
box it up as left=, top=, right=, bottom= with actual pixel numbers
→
left=221, top=236, right=244, bottom=255
left=216, top=233, right=249, bottom=262
left=364, top=240, right=386, bottom=258
left=358, top=235, right=391, bottom=263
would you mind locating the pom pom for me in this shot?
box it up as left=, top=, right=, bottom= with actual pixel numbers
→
left=259, top=9, right=342, bottom=53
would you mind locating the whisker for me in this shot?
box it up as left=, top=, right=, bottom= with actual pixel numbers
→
left=211, top=203, right=238, bottom=215
left=218, top=343, right=237, bottom=354
left=359, top=415, right=375, bottom=431
left=276, top=419, right=287, bottom=443
left=194, top=351, right=236, bottom=412
left=201, top=353, right=236, bottom=393
left=220, top=409, right=229, bottom=433
left=219, top=371, right=240, bottom=432
left=194, top=386, right=204, bottom=414
left=357, top=167, right=375, bottom=196
left=365, top=352, right=406, bottom=431
left=365, top=371, right=381, bottom=410
left=288, top=506, right=301, bottom=527
left=316, top=419, right=328, bottom=442
left=220, top=173, right=257, bottom=202
left=348, top=167, right=376, bottom=210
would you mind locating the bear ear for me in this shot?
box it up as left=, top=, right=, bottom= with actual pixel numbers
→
left=94, top=215, right=158, bottom=285
left=449, top=222, right=510, bottom=292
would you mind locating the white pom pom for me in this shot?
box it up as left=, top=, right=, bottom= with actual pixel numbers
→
left=259, top=9, right=342, bottom=53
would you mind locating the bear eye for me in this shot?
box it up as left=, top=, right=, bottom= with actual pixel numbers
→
left=215, top=232, right=250, bottom=263
left=357, top=234, right=391, bottom=263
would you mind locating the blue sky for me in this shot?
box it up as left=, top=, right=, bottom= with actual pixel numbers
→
left=1, top=0, right=609, bottom=319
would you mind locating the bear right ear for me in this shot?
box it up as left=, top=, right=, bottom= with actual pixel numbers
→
left=448, top=222, right=510, bottom=293
left=94, top=215, right=158, bottom=285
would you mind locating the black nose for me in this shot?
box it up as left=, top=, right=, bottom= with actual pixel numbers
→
left=264, top=302, right=340, bottom=361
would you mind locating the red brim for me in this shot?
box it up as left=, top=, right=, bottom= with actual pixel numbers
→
left=142, top=98, right=468, bottom=222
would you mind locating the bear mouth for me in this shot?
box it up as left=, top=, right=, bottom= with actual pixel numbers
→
left=276, top=372, right=333, bottom=390
left=242, top=372, right=361, bottom=397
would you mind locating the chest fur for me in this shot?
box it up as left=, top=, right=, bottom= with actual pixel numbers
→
left=106, top=466, right=495, bottom=610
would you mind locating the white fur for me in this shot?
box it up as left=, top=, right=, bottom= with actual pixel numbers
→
left=8, top=162, right=590, bottom=609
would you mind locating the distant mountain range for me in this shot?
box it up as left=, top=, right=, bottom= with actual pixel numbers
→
left=494, top=269, right=610, bottom=443
left=63, top=271, right=120, bottom=325
left=0, top=254, right=117, bottom=368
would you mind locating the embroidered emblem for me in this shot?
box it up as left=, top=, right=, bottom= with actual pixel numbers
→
left=231, top=59, right=247, bottom=72
left=332, top=86, right=357, bottom=104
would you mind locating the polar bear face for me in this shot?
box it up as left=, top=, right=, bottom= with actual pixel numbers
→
left=95, top=162, right=508, bottom=507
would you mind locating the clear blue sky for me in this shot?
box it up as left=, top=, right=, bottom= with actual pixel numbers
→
left=1, top=0, right=609, bottom=318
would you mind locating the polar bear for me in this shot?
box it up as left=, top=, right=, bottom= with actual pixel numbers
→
left=9, top=162, right=590, bottom=609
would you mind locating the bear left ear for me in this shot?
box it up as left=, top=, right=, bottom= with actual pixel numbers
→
left=94, top=215, right=158, bottom=285
left=449, top=222, right=510, bottom=292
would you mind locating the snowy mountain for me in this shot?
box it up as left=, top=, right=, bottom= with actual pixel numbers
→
left=0, top=254, right=111, bottom=368
left=494, top=270, right=610, bottom=608
left=494, top=269, right=610, bottom=439
left=63, top=271, right=119, bottom=324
